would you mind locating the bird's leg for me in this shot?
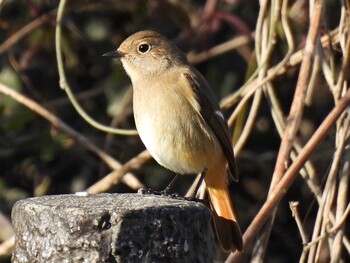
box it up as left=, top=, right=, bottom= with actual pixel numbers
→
left=188, top=167, right=207, bottom=199
left=138, top=174, right=181, bottom=198
left=138, top=170, right=206, bottom=203
left=161, top=173, right=180, bottom=194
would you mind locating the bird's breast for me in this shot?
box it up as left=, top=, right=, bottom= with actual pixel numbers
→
left=132, top=79, right=223, bottom=174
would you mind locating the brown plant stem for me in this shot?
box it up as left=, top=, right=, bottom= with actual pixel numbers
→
left=226, top=86, right=350, bottom=263
left=0, top=83, right=143, bottom=191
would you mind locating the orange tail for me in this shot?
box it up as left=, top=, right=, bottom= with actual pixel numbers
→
left=205, top=167, right=243, bottom=252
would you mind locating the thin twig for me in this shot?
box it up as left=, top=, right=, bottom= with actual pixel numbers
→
left=226, top=87, right=350, bottom=263
left=304, top=203, right=350, bottom=251
left=308, top=96, right=350, bottom=262
left=0, top=82, right=143, bottom=191
left=232, top=0, right=274, bottom=154
left=55, top=0, right=138, bottom=136
left=221, top=27, right=339, bottom=114
left=329, top=5, right=350, bottom=259
left=42, top=85, right=107, bottom=108
left=333, top=5, right=350, bottom=101
left=87, top=150, right=151, bottom=194
left=0, top=236, right=15, bottom=256
left=290, top=201, right=309, bottom=245
left=0, top=9, right=57, bottom=55
left=260, top=0, right=324, bottom=252
left=250, top=0, right=283, bottom=260
left=187, top=34, right=252, bottom=65
left=330, top=104, right=350, bottom=262
left=233, top=89, right=262, bottom=156
left=98, top=88, right=134, bottom=177
left=331, top=143, right=350, bottom=262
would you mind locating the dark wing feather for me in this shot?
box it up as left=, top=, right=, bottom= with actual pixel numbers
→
left=183, top=70, right=238, bottom=181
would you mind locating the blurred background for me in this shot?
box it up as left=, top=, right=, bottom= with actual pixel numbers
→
left=0, top=0, right=349, bottom=262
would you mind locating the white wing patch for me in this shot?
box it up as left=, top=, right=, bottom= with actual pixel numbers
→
left=215, top=110, right=225, bottom=120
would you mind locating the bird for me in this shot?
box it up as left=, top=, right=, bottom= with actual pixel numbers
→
left=104, top=30, right=243, bottom=252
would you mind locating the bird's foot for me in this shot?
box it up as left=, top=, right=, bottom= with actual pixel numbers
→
left=138, top=187, right=181, bottom=198
left=137, top=187, right=201, bottom=202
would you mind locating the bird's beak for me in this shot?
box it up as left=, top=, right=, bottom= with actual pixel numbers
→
left=103, top=50, right=125, bottom=58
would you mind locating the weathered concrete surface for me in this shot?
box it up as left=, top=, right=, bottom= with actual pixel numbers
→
left=12, top=193, right=215, bottom=263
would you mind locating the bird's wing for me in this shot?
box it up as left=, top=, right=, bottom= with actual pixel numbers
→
left=183, top=69, right=238, bottom=181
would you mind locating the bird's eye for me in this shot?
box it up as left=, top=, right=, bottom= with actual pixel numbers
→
left=138, top=43, right=150, bottom=53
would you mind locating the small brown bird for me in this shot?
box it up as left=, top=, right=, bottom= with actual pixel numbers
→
left=104, top=30, right=243, bottom=252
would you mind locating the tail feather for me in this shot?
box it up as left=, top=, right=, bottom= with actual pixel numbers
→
left=211, top=207, right=243, bottom=252
left=205, top=169, right=243, bottom=252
